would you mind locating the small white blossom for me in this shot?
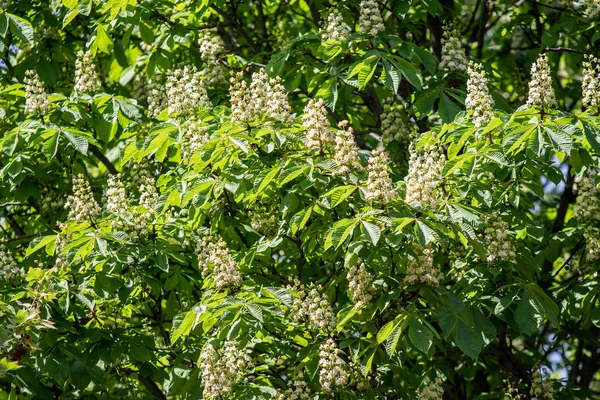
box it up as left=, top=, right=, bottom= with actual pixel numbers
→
left=198, top=29, right=225, bottom=60
left=530, top=368, right=554, bottom=400
left=277, top=371, right=313, bottom=400
left=527, top=54, right=556, bottom=110
left=0, top=242, right=20, bottom=281
left=200, top=341, right=251, bottom=399
left=202, top=59, right=228, bottom=87
left=322, top=9, right=351, bottom=42
left=347, top=263, right=374, bottom=308
left=406, top=246, right=442, bottom=286
left=147, top=77, right=167, bottom=118
left=180, top=118, right=209, bottom=161
left=380, top=101, right=412, bottom=145
left=139, top=175, right=158, bottom=211
left=74, top=50, right=102, bottom=94
left=358, top=0, right=385, bottom=37
left=466, top=61, right=494, bottom=129
left=334, top=120, right=362, bottom=174
left=419, top=374, right=444, bottom=400
left=583, top=0, right=600, bottom=18
left=166, top=66, right=210, bottom=115
left=439, top=22, right=467, bottom=72
left=230, top=69, right=293, bottom=123
left=319, top=339, right=348, bottom=392
left=302, top=98, right=334, bottom=151
left=404, top=144, right=445, bottom=208
left=585, top=227, right=600, bottom=262
left=104, top=174, right=128, bottom=214
left=290, top=284, right=337, bottom=331
left=196, top=235, right=243, bottom=289
left=582, top=55, right=600, bottom=108
left=249, top=205, right=278, bottom=237
left=24, top=70, right=49, bottom=114
left=484, top=212, right=516, bottom=263
left=66, top=174, right=101, bottom=223
left=365, top=150, right=395, bottom=203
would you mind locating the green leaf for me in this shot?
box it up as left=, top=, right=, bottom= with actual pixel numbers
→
left=63, top=9, right=79, bottom=28
left=322, top=185, right=356, bottom=208
left=455, top=318, right=481, bottom=359
left=257, top=166, right=281, bottom=193
left=324, top=219, right=358, bottom=250
left=361, top=221, right=381, bottom=245
left=7, top=14, right=34, bottom=44
left=171, top=311, right=199, bottom=344
left=377, top=318, right=400, bottom=344
left=515, top=290, right=543, bottom=335
left=62, top=130, right=89, bottom=155
left=527, top=284, right=560, bottom=327
left=94, top=24, right=113, bottom=53
left=408, top=317, right=433, bottom=354
left=438, top=93, right=462, bottom=123
left=415, top=220, right=436, bottom=246
left=26, top=235, right=57, bottom=257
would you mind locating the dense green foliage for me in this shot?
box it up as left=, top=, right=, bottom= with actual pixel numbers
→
left=0, top=0, right=600, bottom=399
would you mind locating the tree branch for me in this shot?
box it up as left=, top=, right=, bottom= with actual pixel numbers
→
left=89, top=145, right=118, bottom=175
left=139, top=376, right=167, bottom=400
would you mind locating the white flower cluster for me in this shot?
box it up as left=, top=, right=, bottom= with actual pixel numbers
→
left=583, top=0, right=600, bottom=18
left=582, top=55, right=600, bottom=108
left=289, top=284, right=337, bottom=331
left=365, top=150, right=395, bottom=203
left=230, top=69, right=293, bottom=123
left=358, top=0, right=385, bottom=37
left=249, top=205, right=278, bottom=236
left=574, top=170, right=600, bottom=222
left=166, top=66, right=210, bottom=115
left=66, top=174, right=101, bottom=223
left=180, top=118, right=209, bottom=161
left=466, top=61, right=494, bottom=129
left=0, top=242, right=20, bottom=281
left=24, top=70, right=50, bottom=114
left=55, top=223, right=71, bottom=269
left=406, top=246, right=441, bottom=285
left=348, top=362, right=371, bottom=391
left=419, top=375, right=444, bottom=400
left=139, top=175, right=158, bottom=211
left=347, top=263, right=374, bottom=308
left=147, top=77, right=167, bottom=118
left=439, top=22, right=467, bottom=72
left=302, top=98, right=334, bottom=151
left=380, top=102, right=412, bottom=145
left=334, top=120, right=362, bottom=174
left=484, top=213, right=517, bottom=263
left=530, top=368, right=554, bottom=400
left=105, top=174, right=128, bottom=214
left=404, top=144, right=445, bottom=208
left=74, top=50, right=102, bottom=94
left=322, top=9, right=351, bottom=42
left=40, top=186, right=65, bottom=216
left=585, top=227, right=600, bottom=262
left=277, top=371, right=313, bottom=400
left=200, top=341, right=250, bottom=399
left=197, top=235, right=243, bottom=289
left=318, top=338, right=348, bottom=392
left=527, top=54, right=556, bottom=110
left=198, top=30, right=228, bottom=87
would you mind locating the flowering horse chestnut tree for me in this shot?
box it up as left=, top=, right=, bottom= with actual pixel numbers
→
left=1, top=0, right=600, bottom=399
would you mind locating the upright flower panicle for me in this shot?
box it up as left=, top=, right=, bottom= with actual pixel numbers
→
left=318, top=339, right=348, bottom=392
left=358, top=0, right=385, bottom=37
left=575, top=169, right=600, bottom=222
left=196, top=235, right=243, bottom=289
left=439, top=22, right=467, bottom=72
left=180, top=118, right=209, bottom=161
left=24, top=70, right=50, bottom=114
left=404, top=144, right=445, bottom=208
left=277, top=371, right=313, bottom=400
left=527, top=54, right=556, bottom=110
left=289, top=284, right=337, bottom=331
left=583, top=0, right=600, bottom=18
left=166, top=66, right=210, bottom=115
left=484, top=212, right=516, bottom=263
left=302, top=98, right=334, bottom=151
left=419, top=375, right=444, bottom=400
left=530, top=368, right=554, bottom=400
left=334, top=120, right=362, bottom=174
left=200, top=341, right=250, bottom=399
left=147, top=77, right=167, bottom=118
left=380, top=101, right=412, bottom=145
left=365, top=150, right=395, bottom=203
left=67, top=174, right=101, bottom=223
left=74, top=50, right=102, bottom=94
left=347, top=263, right=374, bottom=308
left=0, top=242, right=20, bottom=281
left=229, top=69, right=293, bottom=123
left=465, top=61, right=494, bottom=129
left=198, top=30, right=228, bottom=87
left=322, top=9, right=351, bottom=42
left=139, top=175, right=158, bottom=211
left=406, top=246, right=442, bottom=285
left=105, top=174, right=127, bottom=214
left=582, top=55, right=600, bottom=108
